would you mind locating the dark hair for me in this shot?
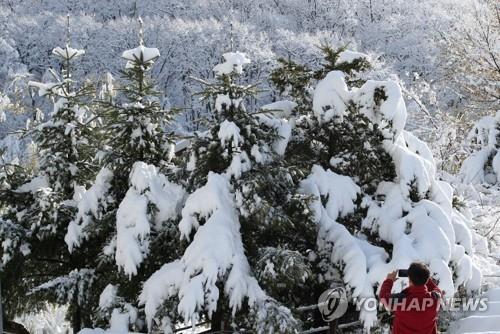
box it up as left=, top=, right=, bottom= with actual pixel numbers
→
left=408, top=262, right=430, bottom=286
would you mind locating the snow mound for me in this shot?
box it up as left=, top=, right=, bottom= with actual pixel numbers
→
left=99, top=284, right=118, bottom=310
left=213, top=51, right=250, bottom=76
left=261, top=100, right=297, bottom=118
left=122, top=45, right=160, bottom=63
left=461, top=148, right=496, bottom=184
left=313, top=71, right=349, bottom=123
left=337, top=50, right=369, bottom=64
left=15, top=175, right=49, bottom=193
left=0, top=94, right=10, bottom=122
left=52, top=46, right=85, bottom=60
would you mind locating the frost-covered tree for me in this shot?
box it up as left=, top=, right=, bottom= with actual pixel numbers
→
left=271, top=48, right=484, bottom=331
left=65, top=28, right=185, bottom=331
left=139, top=51, right=306, bottom=333
left=442, top=0, right=499, bottom=117
left=0, top=42, right=99, bottom=331
left=460, top=111, right=500, bottom=185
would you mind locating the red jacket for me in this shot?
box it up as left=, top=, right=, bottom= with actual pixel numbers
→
left=379, top=278, right=442, bottom=334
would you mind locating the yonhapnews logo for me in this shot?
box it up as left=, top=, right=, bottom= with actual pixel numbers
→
left=317, top=287, right=348, bottom=321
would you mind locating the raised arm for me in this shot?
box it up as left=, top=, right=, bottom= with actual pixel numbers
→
left=426, top=278, right=442, bottom=298
left=379, top=271, right=397, bottom=307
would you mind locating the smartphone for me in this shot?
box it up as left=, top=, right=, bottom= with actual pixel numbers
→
left=398, top=269, right=409, bottom=277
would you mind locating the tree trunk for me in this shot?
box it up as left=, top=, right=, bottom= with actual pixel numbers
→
left=210, top=308, right=224, bottom=332
left=328, top=319, right=338, bottom=334
left=72, top=305, right=82, bottom=334
left=210, top=284, right=226, bottom=332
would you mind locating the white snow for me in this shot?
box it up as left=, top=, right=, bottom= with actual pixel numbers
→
left=52, top=46, right=85, bottom=60
left=353, top=79, right=407, bottom=138
left=299, top=165, right=381, bottom=330
left=0, top=94, right=10, bottom=122
left=28, top=81, right=60, bottom=97
left=65, top=168, right=114, bottom=252
left=255, top=113, right=292, bottom=156
left=312, top=71, right=407, bottom=138
left=312, top=71, right=349, bottom=123
left=225, top=151, right=252, bottom=179
left=213, top=51, right=250, bottom=76
left=217, top=120, right=243, bottom=148
left=99, top=284, right=118, bottom=310
left=122, top=45, right=160, bottom=64
left=299, top=165, right=360, bottom=221
left=15, top=175, right=49, bottom=193
left=109, top=309, right=129, bottom=332
left=214, top=119, right=254, bottom=179
left=384, top=133, right=434, bottom=197
left=449, top=288, right=500, bottom=333
left=260, top=100, right=297, bottom=118
left=460, top=112, right=500, bottom=185
left=139, top=260, right=184, bottom=329
left=115, top=162, right=185, bottom=277
left=296, top=73, right=484, bottom=330
left=337, top=50, right=369, bottom=64
left=461, top=148, right=496, bottom=184
left=215, top=94, right=232, bottom=112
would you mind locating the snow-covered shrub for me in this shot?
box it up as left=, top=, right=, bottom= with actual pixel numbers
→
left=460, top=112, right=500, bottom=184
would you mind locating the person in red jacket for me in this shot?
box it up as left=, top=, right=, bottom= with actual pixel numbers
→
left=379, top=262, right=443, bottom=334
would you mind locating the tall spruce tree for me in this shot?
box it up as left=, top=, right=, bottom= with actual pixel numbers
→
left=65, top=22, right=185, bottom=331
left=139, top=51, right=311, bottom=333
left=0, top=38, right=99, bottom=331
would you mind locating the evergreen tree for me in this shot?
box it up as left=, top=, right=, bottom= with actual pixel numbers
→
left=0, top=42, right=99, bottom=331
left=271, top=47, right=483, bottom=331
left=65, top=26, right=185, bottom=331
left=140, top=51, right=308, bottom=333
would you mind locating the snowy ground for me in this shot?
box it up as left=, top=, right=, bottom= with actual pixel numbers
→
left=446, top=182, right=500, bottom=334
left=448, top=288, right=500, bottom=333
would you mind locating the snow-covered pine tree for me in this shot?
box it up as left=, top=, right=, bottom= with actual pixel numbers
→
left=139, top=51, right=307, bottom=333
left=271, top=48, right=483, bottom=331
left=65, top=25, right=185, bottom=331
left=0, top=41, right=99, bottom=331
left=460, top=111, right=500, bottom=185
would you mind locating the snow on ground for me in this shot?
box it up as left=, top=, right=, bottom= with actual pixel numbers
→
left=446, top=180, right=500, bottom=333
left=448, top=288, right=500, bottom=333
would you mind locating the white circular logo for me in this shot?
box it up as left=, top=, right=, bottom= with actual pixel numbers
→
left=318, top=287, right=348, bottom=321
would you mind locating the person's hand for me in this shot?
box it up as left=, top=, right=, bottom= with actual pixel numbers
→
left=386, top=271, right=398, bottom=281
